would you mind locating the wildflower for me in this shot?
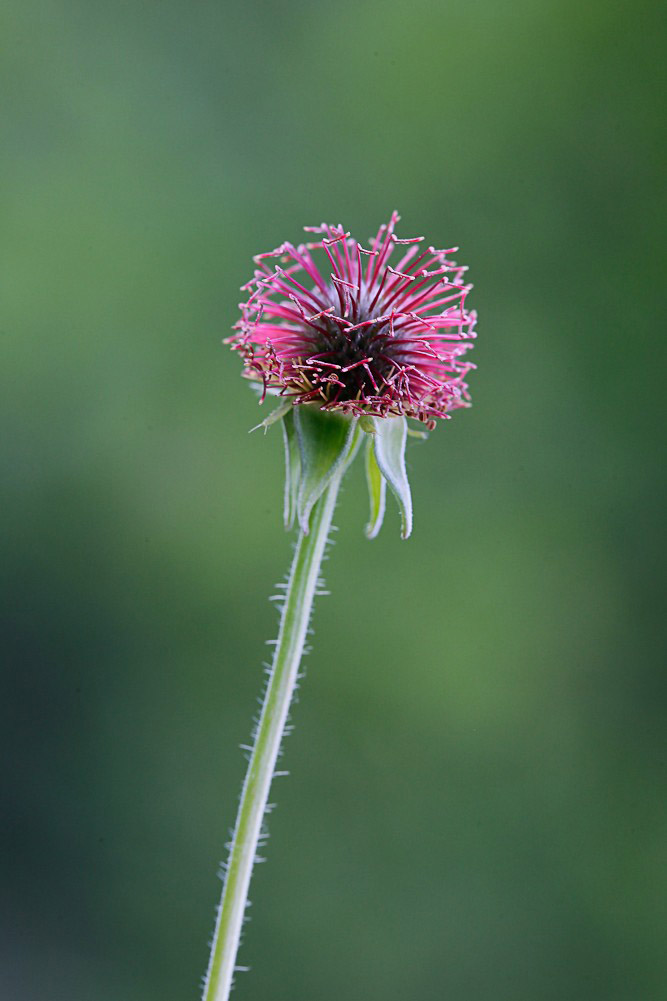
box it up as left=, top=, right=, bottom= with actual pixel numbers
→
left=205, top=219, right=479, bottom=1000
left=229, top=211, right=476, bottom=428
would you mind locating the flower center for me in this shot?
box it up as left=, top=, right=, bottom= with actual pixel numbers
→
left=316, top=312, right=394, bottom=401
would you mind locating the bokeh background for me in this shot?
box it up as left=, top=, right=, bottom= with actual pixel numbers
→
left=3, top=1, right=665, bottom=998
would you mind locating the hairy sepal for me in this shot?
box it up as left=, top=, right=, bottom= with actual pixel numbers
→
left=293, top=407, right=360, bottom=534
left=281, top=409, right=301, bottom=531
left=249, top=399, right=292, bottom=434
left=364, top=436, right=386, bottom=539
left=372, top=415, right=413, bottom=539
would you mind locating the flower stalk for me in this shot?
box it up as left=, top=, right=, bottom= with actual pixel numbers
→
left=202, top=466, right=345, bottom=1001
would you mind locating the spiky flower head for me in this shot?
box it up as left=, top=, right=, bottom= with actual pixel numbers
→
left=229, top=211, right=477, bottom=428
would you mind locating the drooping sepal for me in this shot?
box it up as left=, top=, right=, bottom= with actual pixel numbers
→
left=281, top=409, right=301, bottom=531
left=293, top=407, right=360, bottom=534
left=250, top=399, right=292, bottom=434
left=371, top=415, right=413, bottom=539
left=273, top=406, right=413, bottom=540
left=364, top=436, right=386, bottom=539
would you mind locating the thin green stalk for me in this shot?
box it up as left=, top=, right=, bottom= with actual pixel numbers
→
left=202, top=471, right=343, bottom=1001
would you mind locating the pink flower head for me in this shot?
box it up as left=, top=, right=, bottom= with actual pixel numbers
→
left=229, top=211, right=477, bottom=428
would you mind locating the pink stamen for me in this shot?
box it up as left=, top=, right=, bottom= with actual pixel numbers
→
left=340, top=357, right=374, bottom=372
left=229, top=214, right=476, bottom=425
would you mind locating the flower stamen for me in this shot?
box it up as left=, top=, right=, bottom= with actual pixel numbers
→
left=230, top=214, right=477, bottom=424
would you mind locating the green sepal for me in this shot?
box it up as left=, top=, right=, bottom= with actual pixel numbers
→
left=372, top=415, right=413, bottom=539
left=364, top=436, right=386, bottom=539
left=293, top=407, right=360, bottom=534
left=358, top=415, right=376, bottom=435
left=281, top=408, right=301, bottom=531
left=249, top=400, right=293, bottom=434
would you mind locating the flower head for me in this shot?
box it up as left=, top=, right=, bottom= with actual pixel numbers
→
left=229, top=211, right=477, bottom=428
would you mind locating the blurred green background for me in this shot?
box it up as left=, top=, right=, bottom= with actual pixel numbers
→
left=2, top=0, right=665, bottom=998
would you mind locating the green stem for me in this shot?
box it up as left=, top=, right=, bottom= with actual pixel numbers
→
left=202, top=471, right=343, bottom=1001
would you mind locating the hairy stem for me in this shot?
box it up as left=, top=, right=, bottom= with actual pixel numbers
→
left=202, top=472, right=343, bottom=1001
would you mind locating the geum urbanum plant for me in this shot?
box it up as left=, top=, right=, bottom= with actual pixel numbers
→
left=202, top=211, right=477, bottom=1000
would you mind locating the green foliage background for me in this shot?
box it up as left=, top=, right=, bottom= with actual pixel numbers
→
left=3, top=1, right=665, bottom=998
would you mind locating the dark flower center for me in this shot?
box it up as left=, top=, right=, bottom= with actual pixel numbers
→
left=316, top=312, right=395, bottom=401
